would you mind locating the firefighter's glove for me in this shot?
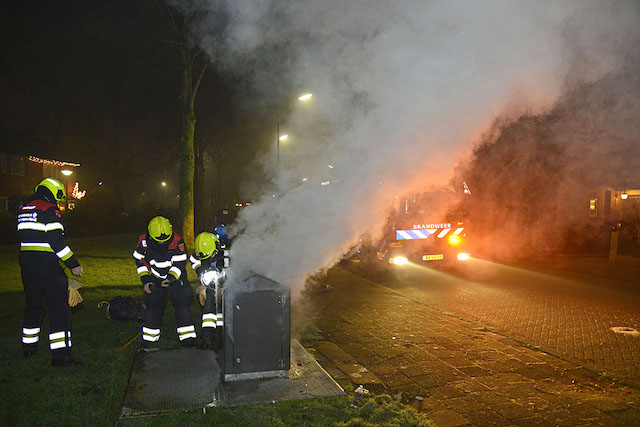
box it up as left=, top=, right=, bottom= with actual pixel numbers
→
left=68, top=278, right=83, bottom=307
left=196, top=285, right=207, bottom=306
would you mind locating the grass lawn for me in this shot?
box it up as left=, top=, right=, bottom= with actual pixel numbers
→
left=0, top=233, right=433, bottom=426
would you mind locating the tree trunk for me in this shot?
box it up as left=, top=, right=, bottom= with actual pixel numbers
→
left=194, top=134, right=205, bottom=233
left=216, top=165, right=222, bottom=211
left=179, top=54, right=195, bottom=249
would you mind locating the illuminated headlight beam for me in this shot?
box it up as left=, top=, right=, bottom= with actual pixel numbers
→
left=390, top=256, right=409, bottom=265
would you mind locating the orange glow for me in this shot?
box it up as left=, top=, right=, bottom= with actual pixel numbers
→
left=448, top=234, right=462, bottom=245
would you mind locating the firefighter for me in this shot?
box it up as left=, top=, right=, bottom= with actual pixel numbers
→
left=18, top=177, right=84, bottom=367
left=133, top=216, right=196, bottom=348
left=214, top=224, right=232, bottom=268
left=190, top=232, right=224, bottom=350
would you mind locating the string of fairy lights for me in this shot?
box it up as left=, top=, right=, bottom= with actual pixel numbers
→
left=28, top=156, right=85, bottom=199
left=71, top=182, right=86, bottom=199
left=28, top=155, right=80, bottom=167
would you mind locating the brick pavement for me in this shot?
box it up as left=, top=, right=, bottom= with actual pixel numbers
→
left=368, top=257, right=640, bottom=389
left=306, top=267, right=640, bottom=426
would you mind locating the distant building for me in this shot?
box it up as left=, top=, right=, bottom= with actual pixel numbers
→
left=0, top=129, right=82, bottom=216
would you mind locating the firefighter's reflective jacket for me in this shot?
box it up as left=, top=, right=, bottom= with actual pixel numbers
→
left=133, top=233, right=188, bottom=284
left=17, top=195, right=79, bottom=270
left=190, top=248, right=225, bottom=335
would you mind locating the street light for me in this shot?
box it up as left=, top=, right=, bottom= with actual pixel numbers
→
left=277, top=92, right=313, bottom=168
left=276, top=125, right=291, bottom=167
left=161, top=181, right=167, bottom=205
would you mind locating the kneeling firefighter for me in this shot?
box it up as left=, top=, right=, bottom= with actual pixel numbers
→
left=190, top=232, right=225, bottom=350
left=133, top=216, right=196, bottom=347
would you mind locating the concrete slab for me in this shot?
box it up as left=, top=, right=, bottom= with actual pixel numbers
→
left=221, top=340, right=345, bottom=407
left=121, top=348, right=223, bottom=416
left=120, top=340, right=343, bottom=418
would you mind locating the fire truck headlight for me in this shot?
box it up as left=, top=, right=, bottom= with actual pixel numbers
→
left=390, top=256, right=409, bottom=265
left=448, top=234, right=462, bottom=246
left=457, top=253, right=470, bottom=261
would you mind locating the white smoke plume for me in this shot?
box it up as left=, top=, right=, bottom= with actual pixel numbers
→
left=186, top=0, right=640, bottom=292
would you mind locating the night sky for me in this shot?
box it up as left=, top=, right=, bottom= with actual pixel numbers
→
left=0, top=0, right=271, bottom=211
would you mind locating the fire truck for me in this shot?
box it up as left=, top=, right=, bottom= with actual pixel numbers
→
left=377, top=184, right=471, bottom=266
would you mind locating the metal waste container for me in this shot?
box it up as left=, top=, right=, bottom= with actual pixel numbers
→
left=223, top=275, right=290, bottom=381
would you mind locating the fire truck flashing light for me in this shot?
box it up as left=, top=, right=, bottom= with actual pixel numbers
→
left=448, top=234, right=462, bottom=246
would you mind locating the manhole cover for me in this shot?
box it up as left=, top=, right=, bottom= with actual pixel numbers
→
left=610, top=327, right=640, bottom=337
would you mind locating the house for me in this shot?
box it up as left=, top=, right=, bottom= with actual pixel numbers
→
left=0, top=129, right=82, bottom=216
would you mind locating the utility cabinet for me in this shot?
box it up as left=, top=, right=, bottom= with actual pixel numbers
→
left=223, top=275, right=290, bottom=381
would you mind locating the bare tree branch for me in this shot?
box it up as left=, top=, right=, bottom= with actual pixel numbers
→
left=193, top=62, right=209, bottom=101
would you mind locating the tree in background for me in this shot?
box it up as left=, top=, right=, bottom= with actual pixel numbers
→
left=160, top=1, right=212, bottom=249
left=193, top=123, right=233, bottom=232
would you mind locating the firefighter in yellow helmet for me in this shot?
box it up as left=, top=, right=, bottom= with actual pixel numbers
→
left=133, top=216, right=196, bottom=348
left=18, top=178, right=84, bottom=367
left=190, top=232, right=224, bottom=350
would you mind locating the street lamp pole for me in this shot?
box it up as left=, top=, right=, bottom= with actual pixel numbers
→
left=61, top=169, right=74, bottom=210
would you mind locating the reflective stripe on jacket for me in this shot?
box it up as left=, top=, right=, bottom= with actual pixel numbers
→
left=133, top=233, right=188, bottom=284
left=17, top=196, right=79, bottom=269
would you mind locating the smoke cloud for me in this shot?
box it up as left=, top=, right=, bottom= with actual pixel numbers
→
left=185, top=0, right=640, bottom=291
left=462, top=64, right=640, bottom=259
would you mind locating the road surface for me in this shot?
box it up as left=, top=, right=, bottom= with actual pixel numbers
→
left=374, top=255, right=640, bottom=388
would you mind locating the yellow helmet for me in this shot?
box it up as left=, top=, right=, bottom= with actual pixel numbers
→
left=148, top=216, right=173, bottom=242
left=194, top=232, right=219, bottom=259
left=36, top=177, right=66, bottom=202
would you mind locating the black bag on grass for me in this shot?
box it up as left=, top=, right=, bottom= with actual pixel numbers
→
left=99, top=296, right=145, bottom=322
